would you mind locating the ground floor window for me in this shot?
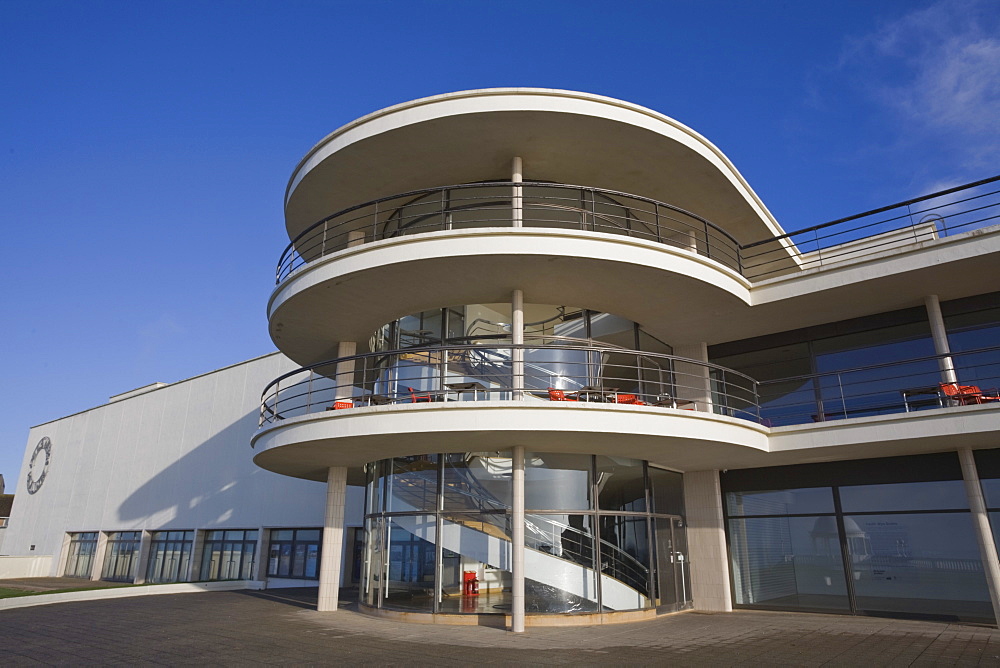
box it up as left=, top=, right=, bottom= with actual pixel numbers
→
left=362, top=452, right=690, bottom=615
left=723, top=452, right=991, bottom=622
left=267, top=529, right=321, bottom=579
left=202, top=530, right=258, bottom=580
left=64, top=532, right=98, bottom=578
left=102, top=531, right=142, bottom=582
left=146, top=531, right=194, bottom=583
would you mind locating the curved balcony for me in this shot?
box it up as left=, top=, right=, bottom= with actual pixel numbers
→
left=276, top=182, right=744, bottom=284
left=252, top=342, right=769, bottom=481
left=257, top=342, right=761, bottom=427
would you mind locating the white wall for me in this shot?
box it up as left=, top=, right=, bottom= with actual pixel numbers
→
left=3, top=352, right=364, bottom=576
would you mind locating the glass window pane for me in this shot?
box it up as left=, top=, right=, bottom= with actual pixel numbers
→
left=840, top=481, right=968, bottom=512
left=649, top=467, right=684, bottom=516
left=846, top=513, right=991, bottom=621
left=443, top=453, right=510, bottom=511
left=295, top=529, right=321, bottom=542
left=385, top=455, right=439, bottom=513
left=384, top=516, right=436, bottom=612
left=596, top=456, right=646, bottom=512
left=981, top=478, right=1000, bottom=509
left=726, top=488, right=835, bottom=516
left=524, top=514, right=598, bottom=613
left=525, top=453, right=592, bottom=511
left=436, top=515, right=512, bottom=615
left=271, top=529, right=293, bottom=541
left=729, top=515, right=850, bottom=611
left=598, top=515, right=651, bottom=608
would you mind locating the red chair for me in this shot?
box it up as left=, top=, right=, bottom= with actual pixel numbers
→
left=613, top=393, right=646, bottom=406
left=940, top=382, right=1000, bottom=405
left=408, top=387, right=434, bottom=403
left=328, top=401, right=353, bottom=410
left=547, top=388, right=578, bottom=401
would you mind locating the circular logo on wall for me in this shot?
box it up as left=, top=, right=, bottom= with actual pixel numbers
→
left=26, top=437, right=51, bottom=494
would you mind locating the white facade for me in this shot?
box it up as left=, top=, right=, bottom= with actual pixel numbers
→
left=5, top=89, right=1000, bottom=628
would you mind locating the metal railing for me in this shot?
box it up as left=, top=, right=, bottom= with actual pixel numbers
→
left=256, top=343, right=762, bottom=429
left=276, top=182, right=743, bottom=282
left=757, top=345, right=1000, bottom=427
left=276, top=176, right=1000, bottom=285
left=742, top=175, right=1000, bottom=279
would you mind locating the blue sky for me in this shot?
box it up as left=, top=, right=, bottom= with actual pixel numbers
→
left=1, top=0, right=998, bottom=483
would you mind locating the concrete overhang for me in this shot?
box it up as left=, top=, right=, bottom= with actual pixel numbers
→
left=284, top=88, right=785, bottom=246
left=251, top=401, right=770, bottom=483
left=251, top=401, right=1000, bottom=483
left=267, top=228, right=752, bottom=365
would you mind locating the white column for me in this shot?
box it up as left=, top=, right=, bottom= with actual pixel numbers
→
left=682, top=470, right=733, bottom=612
left=673, top=342, right=713, bottom=411
left=512, top=156, right=523, bottom=228
left=133, top=531, right=153, bottom=584
left=512, top=290, right=524, bottom=400
left=91, top=532, right=109, bottom=581
left=335, top=341, right=357, bottom=401
left=511, top=445, right=526, bottom=632
left=317, top=466, right=349, bottom=612
left=958, top=448, right=1000, bottom=625
left=926, top=295, right=958, bottom=384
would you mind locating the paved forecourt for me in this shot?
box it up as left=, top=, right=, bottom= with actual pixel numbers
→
left=2, top=588, right=1000, bottom=665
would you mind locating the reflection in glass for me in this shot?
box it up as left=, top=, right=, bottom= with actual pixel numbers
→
left=728, top=516, right=851, bottom=611
left=524, top=514, right=598, bottom=613
left=385, top=516, right=437, bottom=611
left=443, top=453, right=510, bottom=511
left=596, top=456, right=646, bottom=512
left=599, top=515, right=650, bottom=607
left=845, top=513, right=991, bottom=620
left=146, top=530, right=194, bottom=584
left=839, top=481, right=968, bottom=513
left=102, top=531, right=142, bottom=582
left=649, top=467, right=684, bottom=516
left=385, top=455, right=439, bottom=513
left=726, top=487, right=835, bottom=517
left=525, top=453, right=592, bottom=511
left=64, top=532, right=99, bottom=578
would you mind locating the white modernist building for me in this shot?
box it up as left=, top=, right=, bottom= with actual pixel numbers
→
left=4, top=89, right=1000, bottom=630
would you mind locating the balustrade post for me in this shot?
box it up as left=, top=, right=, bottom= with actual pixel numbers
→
left=512, top=289, right=524, bottom=400
left=512, top=158, right=523, bottom=228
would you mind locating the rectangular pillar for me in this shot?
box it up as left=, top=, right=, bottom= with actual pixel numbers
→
left=958, top=448, right=1000, bottom=625
left=682, top=470, right=732, bottom=612
left=511, top=445, right=525, bottom=632
left=318, top=466, right=348, bottom=612
left=673, top=342, right=713, bottom=412
left=91, top=532, right=109, bottom=581
left=334, top=342, right=357, bottom=401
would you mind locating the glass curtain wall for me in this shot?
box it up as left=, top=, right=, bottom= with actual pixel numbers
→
left=202, top=530, right=259, bottom=581
left=64, top=532, right=99, bottom=578
left=145, top=531, right=193, bottom=583
left=723, top=453, right=992, bottom=622
left=101, top=531, right=142, bottom=582
left=362, top=453, right=689, bottom=616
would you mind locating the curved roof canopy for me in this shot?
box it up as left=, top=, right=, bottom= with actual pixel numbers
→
left=285, top=88, right=786, bottom=245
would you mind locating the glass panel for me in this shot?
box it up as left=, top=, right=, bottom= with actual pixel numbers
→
left=980, top=478, right=1000, bottom=509
left=728, top=516, right=850, bottom=611
left=245, top=530, right=259, bottom=541
left=304, top=544, right=320, bottom=578
left=595, top=456, right=646, bottom=512
left=383, top=516, right=436, bottom=612
left=442, top=453, right=510, bottom=512
left=524, top=514, right=598, bottom=613
left=840, top=481, right=968, bottom=512
left=295, top=529, right=321, bottom=542
left=653, top=516, right=677, bottom=608
left=598, top=515, right=651, bottom=609
left=649, top=467, right=684, bottom=516
left=362, top=516, right=385, bottom=607
left=524, top=453, right=592, bottom=511
left=271, top=529, right=293, bottom=541
left=846, top=513, right=991, bottom=621
left=436, top=515, right=512, bottom=615
left=726, top=488, right=835, bottom=516
left=385, top=455, right=439, bottom=513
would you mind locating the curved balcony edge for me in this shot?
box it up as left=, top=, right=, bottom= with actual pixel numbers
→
left=275, top=182, right=754, bottom=284
left=250, top=400, right=771, bottom=482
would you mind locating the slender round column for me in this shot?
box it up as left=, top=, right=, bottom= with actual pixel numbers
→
left=511, top=445, right=526, bottom=632
left=958, top=448, right=1000, bottom=626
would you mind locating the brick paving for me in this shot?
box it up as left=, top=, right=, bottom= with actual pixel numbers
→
left=2, top=588, right=1000, bottom=665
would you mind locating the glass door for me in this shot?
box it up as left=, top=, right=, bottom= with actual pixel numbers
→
left=653, top=516, right=690, bottom=611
